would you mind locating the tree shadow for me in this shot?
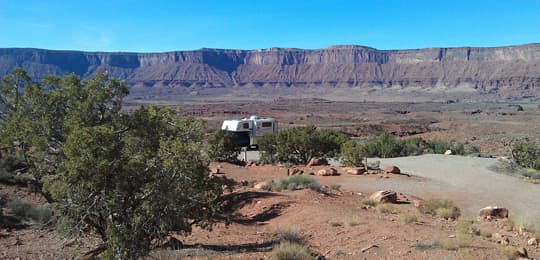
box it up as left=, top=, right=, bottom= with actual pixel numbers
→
left=220, top=191, right=289, bottom=225
left=182, top=240, right=278, bottom=253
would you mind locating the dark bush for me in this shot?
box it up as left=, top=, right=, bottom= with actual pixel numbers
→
left=5, top=198, right=54, bottom=226
left=258, top=125, right=348, bottom=165
left=511, top=140, right=540, bottom=170
left=340, top=140, right=364, bottom=166
left=340, top=133, right=476, bottom=162
left=206, top=130, right=242, bottom=164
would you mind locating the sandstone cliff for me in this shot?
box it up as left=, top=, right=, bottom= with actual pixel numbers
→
left=1, top=44, right=539, bottom=96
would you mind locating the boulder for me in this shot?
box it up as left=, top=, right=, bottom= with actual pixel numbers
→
left=290, top=168, right=303, bottom=175
left=478, top=206, right=509, bottom=219
left=444, top=150, right=452, bottom=155
left=383, top=165, right=401, bottom=174
left=316, top=167, right=338, bottom=176
left=346, top=168, right=366, bottom=175
left=210, top=168, right=221, bottom=174
left=153, top=236, right=183, bottom=249
left=307, top=157, right=328, bottom=167
left=528, top=238, right=538, bottom=246
left=254, top=181, right=271, bottom=190
left=369, top=190, right=397, bottom=203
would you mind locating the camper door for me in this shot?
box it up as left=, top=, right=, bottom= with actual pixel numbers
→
left=254, top=120, right=275, bottom=136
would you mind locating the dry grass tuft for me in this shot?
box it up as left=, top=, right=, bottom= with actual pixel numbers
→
left=271, top=242, right=314, bottom=260
left=417, top=199, right=460, bottom=219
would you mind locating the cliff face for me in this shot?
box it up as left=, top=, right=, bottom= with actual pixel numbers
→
left=1, top=44, right=539, bottom=95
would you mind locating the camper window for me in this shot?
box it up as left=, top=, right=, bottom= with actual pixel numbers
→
left=242, top=123, right=250, bottom=129
left=261, top=122, right=272, bottom=127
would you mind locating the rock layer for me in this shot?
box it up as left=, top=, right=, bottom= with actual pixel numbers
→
left=1, top=44, right=539, bottom=96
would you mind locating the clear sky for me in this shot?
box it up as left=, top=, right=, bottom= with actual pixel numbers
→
left=1, top=0, right=539, bottom=52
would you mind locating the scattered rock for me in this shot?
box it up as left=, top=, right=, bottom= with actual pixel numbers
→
left=493, top=233, right=504, bottom=240
left=369, top=190, right=397, bottom=203
left=360, top=244, right=378, bottom=253
left=478, top=206, right=509, bottom=219
left=254, top=181, right=271, bottom=190
left=316, top=167, right=338, bottom=176
left=528, top=237, right=538, bottom=246
left=246, top=161, right=258, bottom=167
left=154, top=236, right=183, bottom=249
left=210, top=168, right=221, bottom=174
left=307, top=157, right=328, bottom=167
left=289, top=168, right=303, bottom=175
left=517, top=247, right=528, bottom=258
left=346, top=168, right=366, bottom=175
left=383, top=165, right=400, bottom=174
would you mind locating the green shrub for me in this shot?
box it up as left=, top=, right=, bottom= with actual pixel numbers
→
left=274, top=226, right=303, bottom=244
left=399, top=212, right=418, bottom=224
left=361, top=199, right=379, bottom=207
left=490, top=159, right=540, bottom=181
left=511, top=140, right=540, bottom=170
left=417, top=199, right=460, bottom=219
left=340, top=140, right=364, bottom=166
left=271, top=175, right=322, bottom=192
left=376, top=203, right=400, bottom=214
left=440, top=234, right=472, bottom=250
left=259, top=125, right=348, bottom=165
left=6, top=198, right=53, bottom=226
left=361, top=132, right=404, bottom=158
left=271, top=242, right=314, bottom=260
left=348, top=133, right=474, bottom=159
left=206, top=130, right=242, bottom=164
left=414, top=240, right=441, bottom=250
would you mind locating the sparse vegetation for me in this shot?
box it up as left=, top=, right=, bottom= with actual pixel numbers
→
left=330, top=221, right=344, bottom=227
left=507, top=214, right=540, bottom=233
left=5, top=198, right=53, bottom=226
left=414, top=240, right=441, bottom=250
left=439, top=234, right=472, bottom=250
left=271, top=242, right=314, bottom=260
left=361, top=199, right=379, bottom=207
left=399, top=211, right=418, bottom=224
left=500, top=245, right=524, bottom=260
left=270, top=175, right=322, bottom=192
left=376, top=203, right=399, bottom=214
left=271, top=226, right=314, bottom=260
left=340, top=133, right=477, bottom=166
left=329, top=183, right=341, bottom=191
left=417, top=199, right=460, bottom=219
left=489, top=159, right=540, bottom=182
left=274, top=226, right=304, bottom=244
left=348, top=221, right=361, bottom=227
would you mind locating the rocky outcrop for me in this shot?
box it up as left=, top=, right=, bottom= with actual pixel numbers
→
left=1, top=44, right=539, bottom=96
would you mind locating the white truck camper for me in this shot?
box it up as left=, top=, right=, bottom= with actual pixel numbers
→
left=221, top=116, right=278, bottom=149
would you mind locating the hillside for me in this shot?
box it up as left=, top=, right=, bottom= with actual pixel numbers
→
left=1, top=44, right=539, bottom=98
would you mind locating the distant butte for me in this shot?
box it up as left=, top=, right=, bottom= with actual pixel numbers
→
left=1, top=44, right=539, bottom=98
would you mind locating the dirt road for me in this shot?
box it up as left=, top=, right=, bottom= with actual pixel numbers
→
left=340, top=154, right=540, bottom=220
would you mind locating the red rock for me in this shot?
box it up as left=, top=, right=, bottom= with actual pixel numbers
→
left=307, top=157, right=329, bottom=167
left=316, top=167, right=338, bottom=176
left=369, top=190, right=397, bottom=203
left=383, top=165, right=401, bottom=174
left=478, top=206, right=509, bottom=219
left=346, top=168, right=366, bottom=175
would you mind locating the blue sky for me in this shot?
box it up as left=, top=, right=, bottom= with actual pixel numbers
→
left=1, top=0, right=539, bottom=52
